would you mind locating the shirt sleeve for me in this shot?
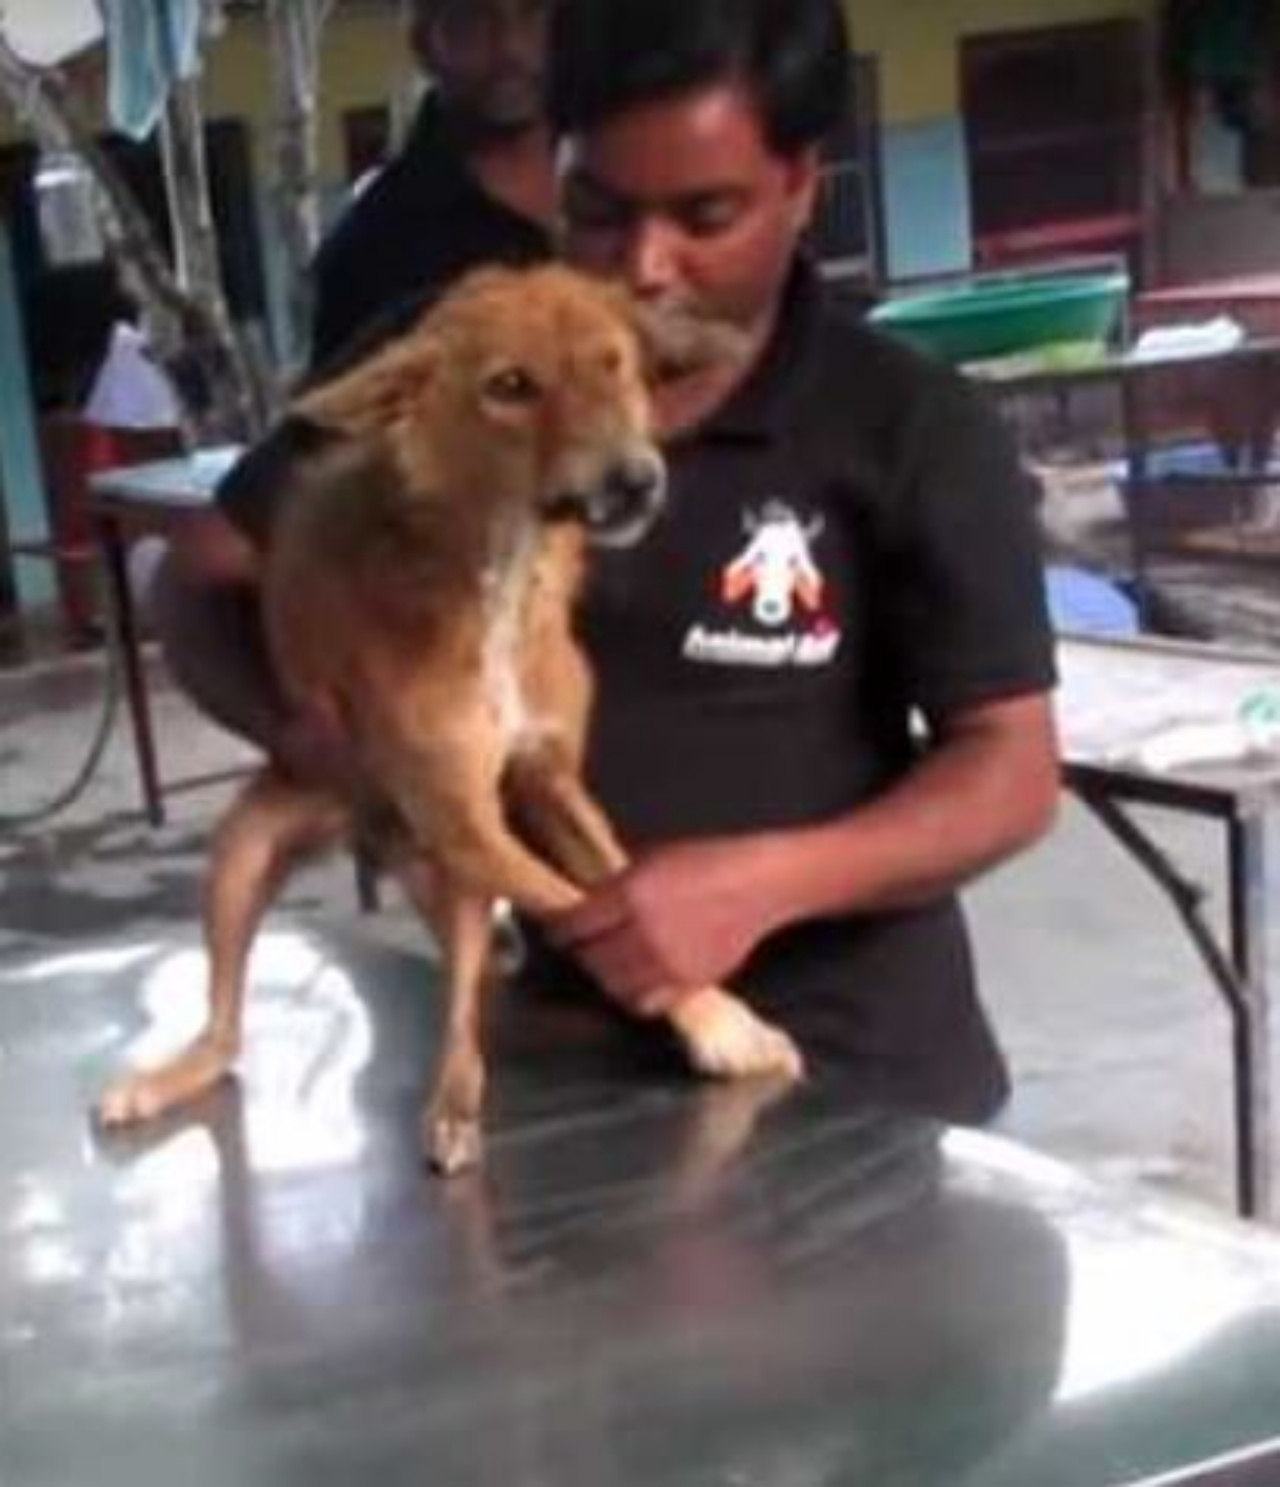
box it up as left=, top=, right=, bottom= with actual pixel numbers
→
left=309, top=250, right=349, bottom=372
left=879, top=364, right=1057, bottom=717
left=215, top=416, right=341, bottom=550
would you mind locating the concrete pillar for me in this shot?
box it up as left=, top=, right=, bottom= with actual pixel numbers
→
left=0, top=218, right=54, bottom=609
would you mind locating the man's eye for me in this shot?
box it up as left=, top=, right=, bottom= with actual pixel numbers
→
left=484, top=367, right=541, bottom=404
left=679, top=199, right=743, bottom=237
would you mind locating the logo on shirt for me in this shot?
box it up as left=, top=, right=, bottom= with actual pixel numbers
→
left=683, top=500, right=842, bottom=668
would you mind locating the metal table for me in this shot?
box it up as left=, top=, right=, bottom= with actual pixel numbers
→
left=6, top=927, right=1280, bottom=1486
left=1057, top=633, right=1280, bottom=1221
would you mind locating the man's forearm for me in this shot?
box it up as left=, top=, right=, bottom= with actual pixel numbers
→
left=151, top=553, right=289, bottom=753
left=759, top=694, right=1060, bottom=928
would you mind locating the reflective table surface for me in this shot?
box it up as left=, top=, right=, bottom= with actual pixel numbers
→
left=6, top=927, right=1280, bottom=1486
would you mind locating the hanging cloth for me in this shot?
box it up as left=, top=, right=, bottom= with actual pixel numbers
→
left=100, top=0, right=203, bottom=141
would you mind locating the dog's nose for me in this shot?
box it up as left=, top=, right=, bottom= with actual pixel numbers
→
left=606, top=451, right=666, bottom=510
left=583, top=449, right=667, bottom=549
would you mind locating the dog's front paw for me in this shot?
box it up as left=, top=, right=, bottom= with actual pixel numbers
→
left=97, top=1072, right=168, bottom=1128
left=670, top=990, right=805, bottom=1083
left=95, top=1040, right=235, bottom=1128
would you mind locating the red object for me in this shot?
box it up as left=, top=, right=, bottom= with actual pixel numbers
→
left=36, top=415, right=180, bottom=644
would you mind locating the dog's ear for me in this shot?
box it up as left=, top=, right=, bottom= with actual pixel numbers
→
left=625, top=298, right=751, bottom=386
left=292, top=334, right=439, bottom=437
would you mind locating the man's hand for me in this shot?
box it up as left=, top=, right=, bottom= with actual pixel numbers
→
left=547, top=697, right=1057, bottom=1020
left=544, top=836, right=789, bottom=1016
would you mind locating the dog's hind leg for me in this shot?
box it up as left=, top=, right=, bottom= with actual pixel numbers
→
left=96, top=770, right=350, bottom=1127
left=504, top=752, right=804, bottom=1084
left=397, top=857, right=494, bottom=1175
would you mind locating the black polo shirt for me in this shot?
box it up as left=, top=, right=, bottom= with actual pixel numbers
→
left=309, top=91, right=551, bottom=367
left=523, top=261, right=1056, bottom=1125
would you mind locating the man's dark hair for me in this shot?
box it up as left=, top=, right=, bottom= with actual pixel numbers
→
left=547, top=0, right=850, bottom=155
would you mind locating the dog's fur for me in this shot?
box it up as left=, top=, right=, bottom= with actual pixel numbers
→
left=97, top=265, right=802, bottom=1173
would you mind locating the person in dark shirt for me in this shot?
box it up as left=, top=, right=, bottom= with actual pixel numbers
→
left=309, top=0, right=554, bottom=366
left=520, top=0, right=1060, bottom=1121
left=166, top=0, right=1059, bottom=1123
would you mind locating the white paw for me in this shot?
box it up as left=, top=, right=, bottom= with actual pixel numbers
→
left=677, top=999, right=805, bottom=1083
left=94, top=1043, right=234, bottom=1129
left=95, top=1072, right=168, bottom=1128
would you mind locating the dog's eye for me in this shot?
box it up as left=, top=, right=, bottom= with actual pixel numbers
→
left=483, top=367, right=541, bottom=405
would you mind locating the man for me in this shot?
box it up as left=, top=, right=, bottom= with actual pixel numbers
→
left=525, top=0, right=1060, bottom=1122
left=310, top=0, right=555, bottom=365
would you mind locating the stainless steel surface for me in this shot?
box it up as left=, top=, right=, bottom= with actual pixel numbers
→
left=7, top=929, right=1280, bottom=1485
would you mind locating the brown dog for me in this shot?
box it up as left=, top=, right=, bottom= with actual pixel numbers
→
left=97, top=265, right=802, bottom=1173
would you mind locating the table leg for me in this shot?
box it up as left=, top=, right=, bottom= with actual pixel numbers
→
left=1119, top=373, right=1155, bottom=630
left=354, top=844, right=381, bottom=914
left=97, top=514, right=165, bottom=828
left=1077, top=787, right=1271, bottom=1219
left=1228, top=814, right=1274, bottom=1221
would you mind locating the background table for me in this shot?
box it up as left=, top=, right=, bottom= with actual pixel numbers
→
left=89, top=446, right=241, bottom=827
left=1057, top=633, right=1280, bottom=1219
left=978, top=338, right=1280, bottom=625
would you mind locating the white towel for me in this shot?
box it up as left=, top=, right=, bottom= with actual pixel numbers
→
left=1127, top=317, right=1246, bottom=364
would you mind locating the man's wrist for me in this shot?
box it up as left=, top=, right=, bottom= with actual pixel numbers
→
left=745, top=827, right=826, bottom=938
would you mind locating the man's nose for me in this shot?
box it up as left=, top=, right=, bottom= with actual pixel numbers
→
left=620, top=218, right=681, bottom=301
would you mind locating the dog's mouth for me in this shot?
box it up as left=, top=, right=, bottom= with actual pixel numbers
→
left=543, top=451, right=668, bottom=549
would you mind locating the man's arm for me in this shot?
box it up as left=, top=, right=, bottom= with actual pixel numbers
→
left=168, top=507, right=261, bottom=586
left=763, top=692, right=1058, bottom=923
left=546, top=692, right=1059, bottom=1014
left=152, top=511, right=281, bottom=752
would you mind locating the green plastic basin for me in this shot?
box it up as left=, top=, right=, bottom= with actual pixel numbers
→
left=868, top=273, right=1127, bottom=365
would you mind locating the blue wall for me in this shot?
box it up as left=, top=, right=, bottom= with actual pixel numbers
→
left=879, top=117, right=973, bottom=282
left=0, top=221, right=54, bottom=609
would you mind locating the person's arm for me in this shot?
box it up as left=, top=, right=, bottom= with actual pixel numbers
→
left=154, top=429, right=355, bottom=787
left=168, top=506, right=260, bottom=586
left=760, top=693, right=1058, bottom=921
left=545, top=693, right=1058, bottom=1012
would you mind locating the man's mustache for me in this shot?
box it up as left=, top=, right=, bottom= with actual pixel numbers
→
left=631, top=298, right=752, bottom=385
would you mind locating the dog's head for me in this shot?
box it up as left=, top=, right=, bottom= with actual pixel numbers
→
left=295, top=265, right=669, bottom=549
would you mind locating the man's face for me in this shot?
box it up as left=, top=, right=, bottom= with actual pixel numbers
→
left=560, top=84, right=819, bottom=350
left=415, top=0, right=551, bottom=133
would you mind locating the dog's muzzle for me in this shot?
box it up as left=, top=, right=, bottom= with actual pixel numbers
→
left=546, top=448, right=668, bottom=549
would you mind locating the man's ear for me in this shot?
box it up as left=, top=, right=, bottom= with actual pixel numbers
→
left=293, top=334, right=440, bottom=437
left=785, top=146, right=822, bottom=236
